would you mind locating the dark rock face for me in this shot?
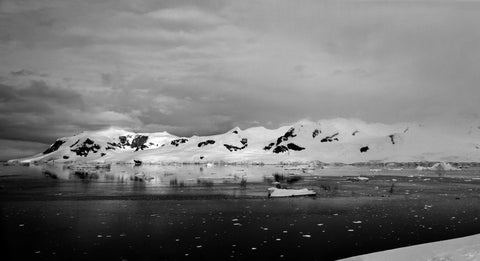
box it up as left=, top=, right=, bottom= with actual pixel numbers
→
left=224, top=138, right=248, bottom=152
left=233, top=130, right=238, bottom=134
left=360, top=146, right=369, bottom=153
left=312, top=129, right=320, bottom=138
left=270, top=127, right=305, bottom=153
left=70, top=138, right=101, bottom=157
left=287, top=143, right=305, bottom=151
left=263, top=142, right=275, bottom=151
left=63, top=155, right=69, bottom=159
left=321, top=133, right=339, bottom=142
left=273, top=143, right=305, bottom=153
left=100, top=153, right=106, bottom=157
left=388, top=134, right=395, bottom=144
left=43, top=140, right=66, bottom=154
left=224, top=144, right=245, bottom=152
left=131, top=135, right=149, bottom=151
left=171, top=138, right=188, bottom=147
left=273, top=145, right=289, bottom=154
left=352, top=130, right=359, bottom=136
left=198, top=140, right=215, bottom=147
left=276, top=127, right=296, bottom=146
left=106, top=135, right=134, bottom=150
left=240, top=138, right=248, bottom=145
left=119, top=136, right=130, bottom=146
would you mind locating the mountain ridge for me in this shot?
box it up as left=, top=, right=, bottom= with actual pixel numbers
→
left=9, top=118, right=480, bottom=164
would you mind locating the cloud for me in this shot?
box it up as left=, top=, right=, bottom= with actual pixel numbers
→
left=1, top=0, right=480, bottom=160
left=0, top=80, right=139, bottom=143
left=0, top=139, right=48, bottom=161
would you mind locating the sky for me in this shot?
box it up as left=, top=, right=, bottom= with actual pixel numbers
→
left=1, top=0, right=480, bottom=160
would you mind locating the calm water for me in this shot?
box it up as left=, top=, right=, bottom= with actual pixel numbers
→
left=1, top=164, right=480, bottom=260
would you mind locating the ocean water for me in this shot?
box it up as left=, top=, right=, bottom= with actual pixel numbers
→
left=1, top=164, right=480, bottom=260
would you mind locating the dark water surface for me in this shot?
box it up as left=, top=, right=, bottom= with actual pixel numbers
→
left=1, top=164, right=480, bottom=260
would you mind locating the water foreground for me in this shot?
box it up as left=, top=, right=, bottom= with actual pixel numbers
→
left=1, top=164, right=480, bottom=260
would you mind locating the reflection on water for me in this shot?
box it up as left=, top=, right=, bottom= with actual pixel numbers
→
left=30, top=163, right=480, bottom=186
left=32, top=164, right=312, bottom=187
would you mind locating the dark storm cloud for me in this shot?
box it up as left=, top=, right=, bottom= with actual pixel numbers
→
left=0, top=81, right=138, bottom=144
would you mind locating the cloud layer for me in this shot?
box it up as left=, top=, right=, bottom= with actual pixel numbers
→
left=1, top=0, right=480, bottom=158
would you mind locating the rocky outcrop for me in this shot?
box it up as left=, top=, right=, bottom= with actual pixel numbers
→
left=276, top=127, right=296, bottom=146
left=287, top=143, right=305, bottom=151
left=171, top=138, right=188, bottom=147
left=321, top=133, right=339, bottom=143
left=224, top=138, right=248, bottom=152
left=198, top=140, right=215, bottom=147
left=360, top=146, right=369, bottom=153
left=70, top=138, right=101, bottom=157
left=263, top=142, right=275, bottom=151
left=388, top=134, right=396, bottom=145
left=273, top=145, right=289, bottom=153
left=43, top=140, right=66, bottom=154
left=131, top=135, right=148, bottom=151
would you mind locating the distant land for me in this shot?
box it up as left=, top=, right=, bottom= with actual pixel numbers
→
left=9, top=118, right=480, bottom=165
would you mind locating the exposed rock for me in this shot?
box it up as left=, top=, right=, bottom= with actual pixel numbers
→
left=240, top=138, right=248, bottom=145
left=224, top=144, right=246, bottom=152
left=287, top=143, right=305, bottom=151
left=198, top=140, right=215, bottom=147
left=273, top=145, right=289, bottom=154
left=106, top=141, right=123, bottom=150
left=63, top=155, right=69, bottom=159
left=43, top=140, right=66, bottom=154
left=263, top=142, right=275, bottom=151
left=233, top=130, right=238, bottom=134
left=70, top=138, right=101, bottom=157
left=352, top=130, right=359, bottom=136
left=131, top=135, right=149, bottom=151
left=312, top=129, right=320, bottom=138
left=276, top=127, right=296, bottom=145
left=360, top=146, right=369, bottom=153
left=224, top=138, right=248, bottom=152
left=118, top=136, right=130, bottom=146
left=321, top=133, right=339, bottom=142
left=388, top=134, right=395, bottom=145
left=171, top=138, right=188, bottom=147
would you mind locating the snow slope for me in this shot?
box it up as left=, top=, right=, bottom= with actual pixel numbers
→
left=340, top=233, right=480, bottom=261
left=9, top=118, right=480, bottom=164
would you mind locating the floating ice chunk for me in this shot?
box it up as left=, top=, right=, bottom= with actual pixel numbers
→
left=347, top=176, right=369, bottom=182
left=267, top=187, right=316, bottom=198
left=353, top=221, right=362, bottom=224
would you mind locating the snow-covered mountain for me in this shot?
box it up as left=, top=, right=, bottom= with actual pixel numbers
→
left=10, top=118, right=480, bottom=164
